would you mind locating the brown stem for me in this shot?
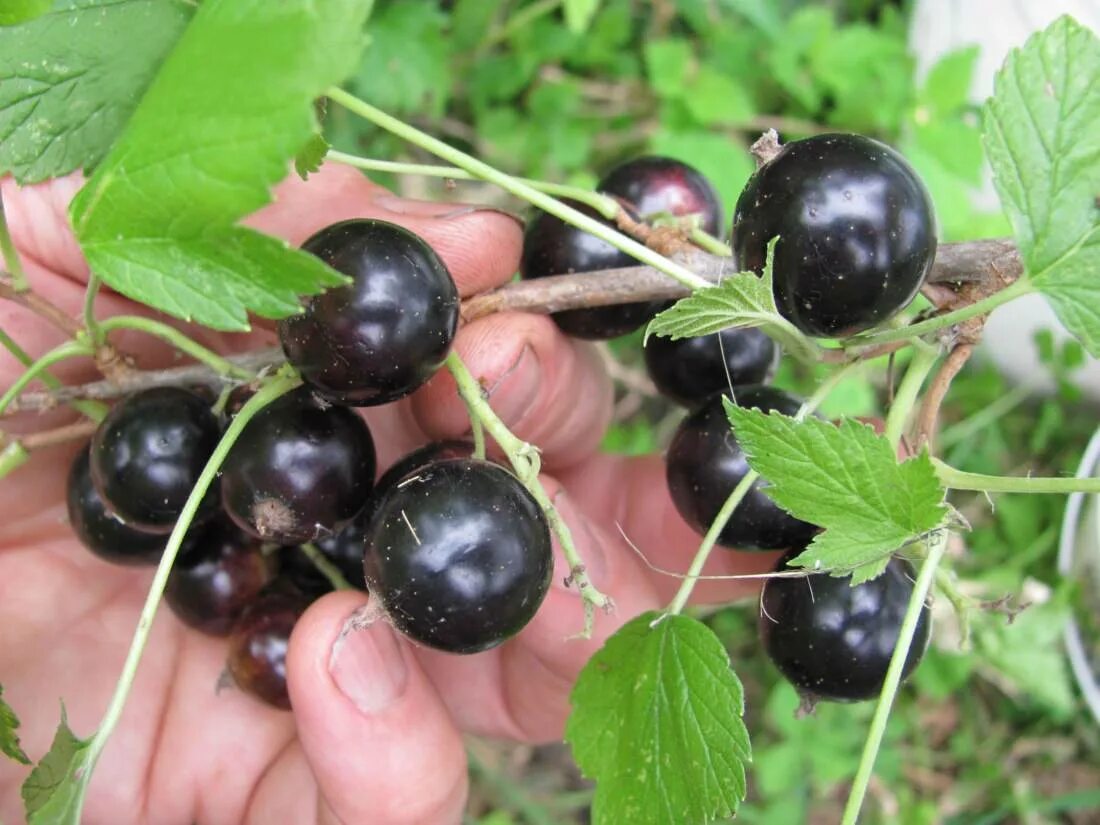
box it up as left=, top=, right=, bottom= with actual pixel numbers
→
left=915, top=343, right=975, bottom=450
left=0, top=279, right=82, bottom=338
left=22, top=418, right=98, bottom=449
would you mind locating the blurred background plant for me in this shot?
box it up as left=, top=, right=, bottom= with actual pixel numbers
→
left=327, top=1, right=1100, bottom=822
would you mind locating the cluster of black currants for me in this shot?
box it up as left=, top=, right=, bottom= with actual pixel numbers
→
left=519, top=134, right=936, bottom=703
left=67, top=219, right=555, bottom=710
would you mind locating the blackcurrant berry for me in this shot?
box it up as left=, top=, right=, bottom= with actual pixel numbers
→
left=67, top=446, right=168, bottom=565
left=164, top=517, right=272, bottom=636
left=644, top=327, right=779, bottom=407
left=731, top=133, right=936, bottom=337
left=279, top=219, right=460, bottom=406
left=220, top=388, right=376, bottom=545
left=226, top=589, right=306, bottom=710
left=759, top=548, right=931, bottom=702
left=666, top=385, right=818, bottom=551
left=90, top=387, right=222, bottom=533
left=363, top=458, right=553, bottom=654
left=598, top=156, right=723, bottom=237
left=520, top=200, right=666, bottom=340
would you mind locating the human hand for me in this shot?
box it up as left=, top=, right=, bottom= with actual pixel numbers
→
left=0, top=165, right=775, bottom=825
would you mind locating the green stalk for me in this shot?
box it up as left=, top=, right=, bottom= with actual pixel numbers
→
left=98, top=316, right=254, bottom=380
left=665, top=360, right=868, bottom=614
left=852, top=279, right=1033, bottom=347
left=327, top=151, right=619, bottom=218
left=0, top=192, right=28, bottom=292
left=326, top=88, right=712, bottom=292
left=841, top=528, right=948, bottom=825
left=883, top=343, right=939, bottom=449
left=445, top=350, right=611, bottom=635
left=71, top=372, right=300, bottom=816
left=934, top=459, right=1100, bottom=493
left=0, top=328, right=106, bottom=421
left=0, top=440, right=29, bottom=479
left=299, top=543, right=353, bottom=591
left=0, top=340, right=93, bottom=417
left=689, top=227, right=732, bottom=257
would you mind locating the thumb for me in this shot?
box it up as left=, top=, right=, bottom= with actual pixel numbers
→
left=287, top=592, right=469, bottom=825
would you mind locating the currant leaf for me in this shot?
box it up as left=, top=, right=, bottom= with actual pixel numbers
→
left=0, top=0, right=51, bottom=26
left=69, top=0, right=372, bottom=331
left=983, top=15, right=1100, bottom=355
left=0, top=0, right=194, bottom=183
left=0, top=685, right=29, bottom=765
left=21, top=707, right=91, bottom=825
left=566, top=613, right=751, bottom=825
left=725, top=407, right=948, bottom=580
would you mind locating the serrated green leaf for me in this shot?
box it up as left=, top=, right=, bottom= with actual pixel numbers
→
left=295, top=133, right=329, bottom=181
left=70, top=0, right=369, bottom=331
left=983, top=16, right=1100, bottom=354
left=566, top=613, right=750, bottom=825
left=563, top=0, right=600, bottom=34
left=0, top=0, right=194, bottom=183
left=21, top=707, right=91, bottom=825
left=0, top=0, right=51, bottom=25
left=725, top=409, right=948, bottom=574
left=646, top=271, right=775, bottom=340
left=0, top=686, right=29, bottom=765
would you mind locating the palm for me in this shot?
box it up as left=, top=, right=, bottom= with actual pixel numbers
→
left=0, top=167, right=771, bottom=824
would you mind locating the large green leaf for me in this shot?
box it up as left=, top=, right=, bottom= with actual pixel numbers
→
left=70, top=0, right=372, bottom=331
left=0, top=0, right=194, bottom=183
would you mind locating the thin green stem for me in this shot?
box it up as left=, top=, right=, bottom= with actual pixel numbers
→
left=852, top=279, right=1034, bottom=347
left=445, top=350, right=611, bottom=634
left=0, top=440, right=29, bottom=479
left=689, top=227, right=731, bottom=257
left=480, top=0, right=562, bottom=49
left=0, top=192, right=28, bottom=292
left=0, top=328, right=107, bottom=421
left=0, top=340, right=93, bottom=417
left=98, top=316, right=254, bottom=380
left=665, top=360, right=868, bottom=615
left=299, top=543, right=353, bottom=591
left=841, top=528, right=948, bottom=825
left=83, top=274, right=104, bottom=347
left=934, top=458, right=1100, bottom=493
left=74, top=372, right=300, bottom=815
left=327, top=151, right=619, bottom=218
left=326, top=88, right=711, bottom=291
left=884, top=343, right=939, bottom=450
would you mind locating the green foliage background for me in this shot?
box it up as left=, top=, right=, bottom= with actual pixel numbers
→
left=325, top=2, right=1100, bottom=823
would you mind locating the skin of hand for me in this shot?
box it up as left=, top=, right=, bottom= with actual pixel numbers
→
left=0, top=165, right=776, bottom=825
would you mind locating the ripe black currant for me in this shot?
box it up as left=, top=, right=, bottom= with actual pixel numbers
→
left=67, top=446, right=167, bottom=565
left=731, top=133, right=936, bottom=337
left=666, top=385, right=818, bottom=551
left=279, top=219, right=460, bottom=406
left=164, top=517, right=272, bottom=636
left=220, top=388, right=376, bottom=545
left=644, top=327, right=779, bottom=407
left=226, top=589, right=307, bottom=710
left=89, top=387, right=222, bottom=533
left=759, top=549, right=932, bottom=702
left=363, top=458, right=553, bottom=654
left=520, top=200, right=666, bottom=340
left=598, top=156, right=723, bottom=236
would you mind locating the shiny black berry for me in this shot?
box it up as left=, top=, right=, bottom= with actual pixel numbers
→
left=67, top=446, right=167, bottom=565
left=666, top=385, right=818, bottom=551
left=759, top=549, right=931, bottom=702
left=599, top=156, right=723, bottom=236
left=732, top=133, right=936, bottom=337
left=165, top=517, right=272, bottom=636
left=644, top=327, right=778, bottom=407
left=279, top=219, right=460, bottom=406
left=89, top=387, right=222, bottom=532
left=520, top=200, right=665, bottom=340
left=363, top=458, right=553, bottom=654
left=226, top=589, right=306, bottom=710
left=220, top=388, right=376, bottom=545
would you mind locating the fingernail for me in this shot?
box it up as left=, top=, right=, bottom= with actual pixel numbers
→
left=485, top=345, right=540, bottom=425
left=329, top=611, right=408, bottom=714
left=549, top=490, right=607, bottom=591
